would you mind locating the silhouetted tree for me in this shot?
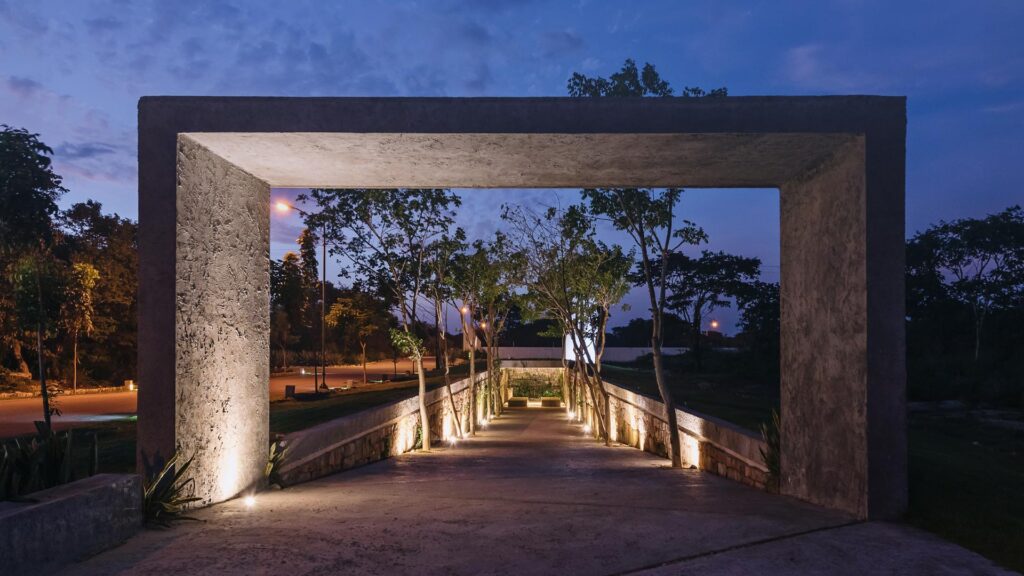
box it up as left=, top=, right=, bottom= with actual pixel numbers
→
left=666, top=250, right=760, bottom=370
left=570, top=59, right=725, bottom=467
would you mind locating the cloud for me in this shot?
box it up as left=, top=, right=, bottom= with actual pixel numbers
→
left=782, top=43, right=889, bottom=92
left=54, top=141, right=118, bottom=160
left=540, top=29, right=585, bottom=58
left=459, top=21, right=492, bottom=48
left=5, top=75, right=43, bottom=98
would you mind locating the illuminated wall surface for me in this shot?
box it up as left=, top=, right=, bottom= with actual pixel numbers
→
left=138, top=97, right=905, bottom=518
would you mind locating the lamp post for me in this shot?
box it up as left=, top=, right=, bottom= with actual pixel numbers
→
left=275, top=200, right=327, bottom=395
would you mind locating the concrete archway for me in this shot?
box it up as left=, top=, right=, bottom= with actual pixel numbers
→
left=137, top=96, right=905, bottom=518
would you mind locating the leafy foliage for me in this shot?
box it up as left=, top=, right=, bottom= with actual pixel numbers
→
left=142, top=452, right=202, bottom=528
left=906, top=205, right=1024, bottom=402
left=759, top=409, right=781, bottom=493
left=0, top=425, right=98, bottom=500
left=666, top=250, right=760, bottom=370
left=265, top=439, right=288, bottom=488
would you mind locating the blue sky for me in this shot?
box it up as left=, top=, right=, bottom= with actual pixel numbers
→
left=2, top=1, right=1022, bottom=331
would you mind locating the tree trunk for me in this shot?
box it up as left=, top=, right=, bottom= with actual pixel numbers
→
left=34, top=263, right=52, bottom=432
left=12, top=339, right=30, bottom=374
left=692, top=308, right=703, bottom=372
left=37, top=323, right=51, bottom=431
left=973, top=304, right=984, bottom=363
left=652, top=343, right=682, bottom=467
left=469, top=347, right=476, bottom=435
left=73, top=334, right=78, bottom=392
left=416, top=356, right=431, bottom=451
left=360, top=341, right=367, bottom=385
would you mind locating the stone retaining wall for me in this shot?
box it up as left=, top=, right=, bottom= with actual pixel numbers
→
left=277, top=372, right=486, bottom=485
left=0, top=474, right=142, bottom=575
left=589, top=379, right=772, bottom=491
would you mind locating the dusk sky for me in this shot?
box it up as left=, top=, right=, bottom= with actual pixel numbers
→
left=2, top=1, right=1021, bottom=330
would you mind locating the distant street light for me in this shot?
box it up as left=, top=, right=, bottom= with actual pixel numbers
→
left=710, top=319, right=720, bottom=330
left=274, top=199, right=327, bottom=395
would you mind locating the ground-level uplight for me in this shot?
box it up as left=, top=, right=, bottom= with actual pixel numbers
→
left=244, top=495, right=256, bottom=508
left=583, top=424, right=592, bottom=435
left=567, top=411, right=576, bottom=420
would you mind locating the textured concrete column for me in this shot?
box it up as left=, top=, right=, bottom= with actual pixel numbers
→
left=172, top=136, right=270, bottom=505
left=779, top=136, right=905, bottom=519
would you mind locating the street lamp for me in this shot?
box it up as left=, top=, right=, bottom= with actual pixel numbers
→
left=275, top=199, right=327, bottom=395
left=710, top=319, right=719, bottom=330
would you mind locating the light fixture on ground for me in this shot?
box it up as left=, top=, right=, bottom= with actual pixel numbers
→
left=244, top=495, right=256, bottom=508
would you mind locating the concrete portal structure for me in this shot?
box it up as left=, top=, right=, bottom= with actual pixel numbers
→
left=138, top=96, right=906, bottom=517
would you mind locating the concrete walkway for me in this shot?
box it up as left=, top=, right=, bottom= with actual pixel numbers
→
left=64, top=408, right=1013, bottom=575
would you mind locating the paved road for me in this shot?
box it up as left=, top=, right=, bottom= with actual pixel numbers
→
left=63, top=408, right=1010, bottom=575
left=0, top=359, right=438, bottom=437
left=268, top=358, right=435, bottom=400
left=0, top=391, right=137, bottom=437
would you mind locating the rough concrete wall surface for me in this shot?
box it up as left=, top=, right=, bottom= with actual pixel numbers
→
left=175, top=136, right=270, bottom=505
left=780, top=139, right=869, bottom=517
left=140, top=97, right=905, bottom=517
left=0, top=474, right=142, bottom=576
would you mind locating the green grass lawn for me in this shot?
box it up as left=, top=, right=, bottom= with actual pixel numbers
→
left=600, top=363, right=779, bottom=431
left=907, top=411, right=1024, bottom=571
left=15, top=361, right=488, bottom=475
left=270, top=362, right=481, bottom=434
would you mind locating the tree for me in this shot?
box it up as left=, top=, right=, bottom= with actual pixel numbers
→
left=325, top=291, right=386, bottom=386
left=907, top=205, right=1024, bottom=362
left=60, top=201, right=138, bottom=387
left=427, top=231, right=468, bottom=437
left=1, top=126, right=66, bottom=380
left=271, top=252, right=308, bottom=335
left=271, top=251, right=309, bottom=371
left=450, top=241, right=490, bottom=434
left=1, top=126, right=66, bottom=426
left=304, top=188, right=461, bottom=451
left=475, top=232, right=525, bottom=419
left=60, top=262, right=99, bottom=391
left=666, top=250, right=760, bottom=370
left=568, top=58, right=726, bottom=98
left=270, top=306, right=297, bottom=369
left=504, top=203, right=632, bottom=445
left=570, top=59, right=723, bottom=467
left=735, top=281, right=780, bottom=380
left=12, top=256, right=63, bottom=429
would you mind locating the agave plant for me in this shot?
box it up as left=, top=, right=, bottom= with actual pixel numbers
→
left=265, top=438, right=288, bottom=488
left=759, top=409, right=781, bottom=493
left=142, top=452, right=202, bottom=528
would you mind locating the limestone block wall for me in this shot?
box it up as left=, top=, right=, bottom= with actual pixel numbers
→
left=277, top=372, right=486, bottom=485
left=591, top=380, right=771, bottom=491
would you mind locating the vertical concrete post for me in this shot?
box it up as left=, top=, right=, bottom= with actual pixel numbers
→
left=779, top=136, right=906, bottom=519
left=171, top=137, right=270, bottom=505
